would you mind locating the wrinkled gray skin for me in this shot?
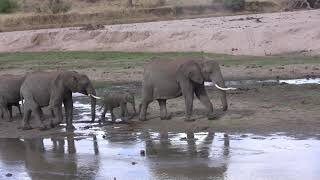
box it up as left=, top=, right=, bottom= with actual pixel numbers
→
left=0, top=74, right=25, bottom=121
left=100, top=92, right=136, bottom=122
left=139, top=57, right=228, bottom=122
left=20, top=71, right=96, bottom=130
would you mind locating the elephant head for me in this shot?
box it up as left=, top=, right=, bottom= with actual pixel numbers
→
left=125, top=93, right=136, bottom=115
left=199, top=60, right=231, bottom=111
left=60, top=71, right=96, bottom=122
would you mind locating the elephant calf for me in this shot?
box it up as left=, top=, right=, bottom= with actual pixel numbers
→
left=0, top=74, right=25, bottom=121
left=91, top=92, right=136, bottom=122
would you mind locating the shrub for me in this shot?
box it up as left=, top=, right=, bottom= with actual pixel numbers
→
left=0, top=0, right=18, bottom=13
left=223, top=0, right=245, bottom=11
left=48, top=0, right=71, bottom=14
left=139, top=0, right=166, bottom=8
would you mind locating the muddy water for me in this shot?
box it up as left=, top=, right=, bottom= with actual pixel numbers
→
left=3, top=93, right=320, bottom=179
left=0, top=132, right=319, bottom=180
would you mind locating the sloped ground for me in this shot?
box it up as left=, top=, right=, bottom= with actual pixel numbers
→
left=1, top=9, right=320, bottom=56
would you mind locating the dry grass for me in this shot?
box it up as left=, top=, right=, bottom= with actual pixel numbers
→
left=0, top=0, right=282, bottom=32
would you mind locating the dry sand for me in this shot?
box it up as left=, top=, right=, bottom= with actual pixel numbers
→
left=1, top=10, right=320, bottom=55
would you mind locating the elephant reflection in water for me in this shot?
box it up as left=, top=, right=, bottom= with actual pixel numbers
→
left=0, top=136, right=100, bottom=180
left=144, top=131, right=230, bottom=179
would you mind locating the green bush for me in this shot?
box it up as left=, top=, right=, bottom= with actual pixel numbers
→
left=223, top=0, right=245, bottom=11
left=0, top=0, right=18, bottom=13
left=48, top=0, right=71, bottom=14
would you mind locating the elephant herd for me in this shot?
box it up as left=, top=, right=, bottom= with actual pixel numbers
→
left=0, top=56, right=235, bottom=130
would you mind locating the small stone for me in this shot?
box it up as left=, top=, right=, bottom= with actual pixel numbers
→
left=140, top=150, right=145, bottom=156
left=131, top=162, right=137, bottom=165
left=5, top=173, right=12, bottom=177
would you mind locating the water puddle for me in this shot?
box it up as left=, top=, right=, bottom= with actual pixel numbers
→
left=205, top=78, right=320, bottom=87
left=0, top=132, right=319, bottom=179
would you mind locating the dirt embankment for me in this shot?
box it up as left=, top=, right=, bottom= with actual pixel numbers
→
left=1, top=10, right=320, bottom=56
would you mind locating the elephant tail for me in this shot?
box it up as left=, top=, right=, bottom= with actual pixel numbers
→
left=89, top=94, right=103, bottom=100
left=215, top=84, right=237, bottom=91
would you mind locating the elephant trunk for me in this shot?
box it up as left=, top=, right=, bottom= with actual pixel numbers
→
left=211, top=72, right=228, bottom=111
left=86, top=84, right=96, bottom=122
left=132, top=98, right=137, bottom=115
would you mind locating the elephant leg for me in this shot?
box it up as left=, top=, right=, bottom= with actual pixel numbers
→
left=194, top=85, right=216, bottom=120
left=17, top=105, right=22, bottom=117
left=101, top=107, right=107, bottom=122
left=180, top=81, right=195, bottom=122
left=110, top=108, right=116, bottom=122
left=120, top=103, right=130, bottom=122
left=184, top=93, right=194, bottom=122
left=22, top=108, right=32, bottom=130
left=139, top=98, right=152, bottom=121
left=64, top=98, right=74, bottom=130
left=8, top=105, right=13, bottom=122
left=52, top=106, right=63, bottom=128
left=33, top=107, right=46, bottom=130
left=157, top=99, right=171, bottom=120
left=0, top=106, right=10, bottom=121
left=0, top=108, right=3, bottom=119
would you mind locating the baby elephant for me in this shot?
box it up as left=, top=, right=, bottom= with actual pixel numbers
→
left=91, top=92, right=136, bottom=122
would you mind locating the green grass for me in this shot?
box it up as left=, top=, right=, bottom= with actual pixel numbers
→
left=0, top=51, right=319, bottom=70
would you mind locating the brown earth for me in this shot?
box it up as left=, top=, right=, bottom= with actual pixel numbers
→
left=0, top=82, right=319, bottom=138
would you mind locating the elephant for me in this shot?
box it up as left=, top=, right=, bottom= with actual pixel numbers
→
left=20, top=71, right=96, bottom=130
left=0, top=74, right=25, bottom=121
left=91, top=91, right=136, bottom=122
left=139, top=56, right=236, bottom=122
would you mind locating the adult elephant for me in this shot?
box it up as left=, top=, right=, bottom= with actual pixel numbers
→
left=0, top=74, right=25, bottom=121
left=20, top=71, right=96, bottom=130
left=139, top=56, right=235, bottom=122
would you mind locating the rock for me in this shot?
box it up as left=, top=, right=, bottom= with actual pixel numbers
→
left=140, top=150, right=146, bottom=156
left=131, top=162, right=137, bottom=165
left=5, top=173, right=12, bottom=177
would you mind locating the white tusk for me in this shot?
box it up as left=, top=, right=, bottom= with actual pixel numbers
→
left=215, top=84, right=237, bottom=91
left=89, top=94, right=103, bottom=100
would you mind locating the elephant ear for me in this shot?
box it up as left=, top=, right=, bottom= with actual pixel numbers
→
left=179, top=61, right=204, bottom=84
left=49, top=73, right=65, bottom=108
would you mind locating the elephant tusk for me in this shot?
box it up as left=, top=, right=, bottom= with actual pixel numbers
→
left=89, top=94, right=103, bottom=100
left=215, top=84, right=237, bottom=91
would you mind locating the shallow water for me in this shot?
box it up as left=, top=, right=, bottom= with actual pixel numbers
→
left=205, top=78, right=320, bottom=87
left=0, top=132, right=319, bottom=180
left=4, top=82, right=320, bottom=180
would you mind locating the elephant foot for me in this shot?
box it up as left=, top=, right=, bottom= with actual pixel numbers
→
left=50, top=121, right=61, bottom=128
left=139, top=117, right=148, bottom=121
left=222, top=105, right=228, bottom=112
left=207, top=113, right=218, bottom=120
left=66, top=125, right=75, bottom=131
left=160, top=114, right=172, bottom=120
left=39, top=125, right=48, bottom=131
left=21, top=124, right=33, bottom=130
left=184, top=117, right=196, bottom=122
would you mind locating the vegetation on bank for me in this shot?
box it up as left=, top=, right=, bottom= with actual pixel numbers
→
left=0, top=51, right=319, bottom=70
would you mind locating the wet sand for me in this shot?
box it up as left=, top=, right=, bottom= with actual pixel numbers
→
left=1, top=79, right=320, bottom=138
